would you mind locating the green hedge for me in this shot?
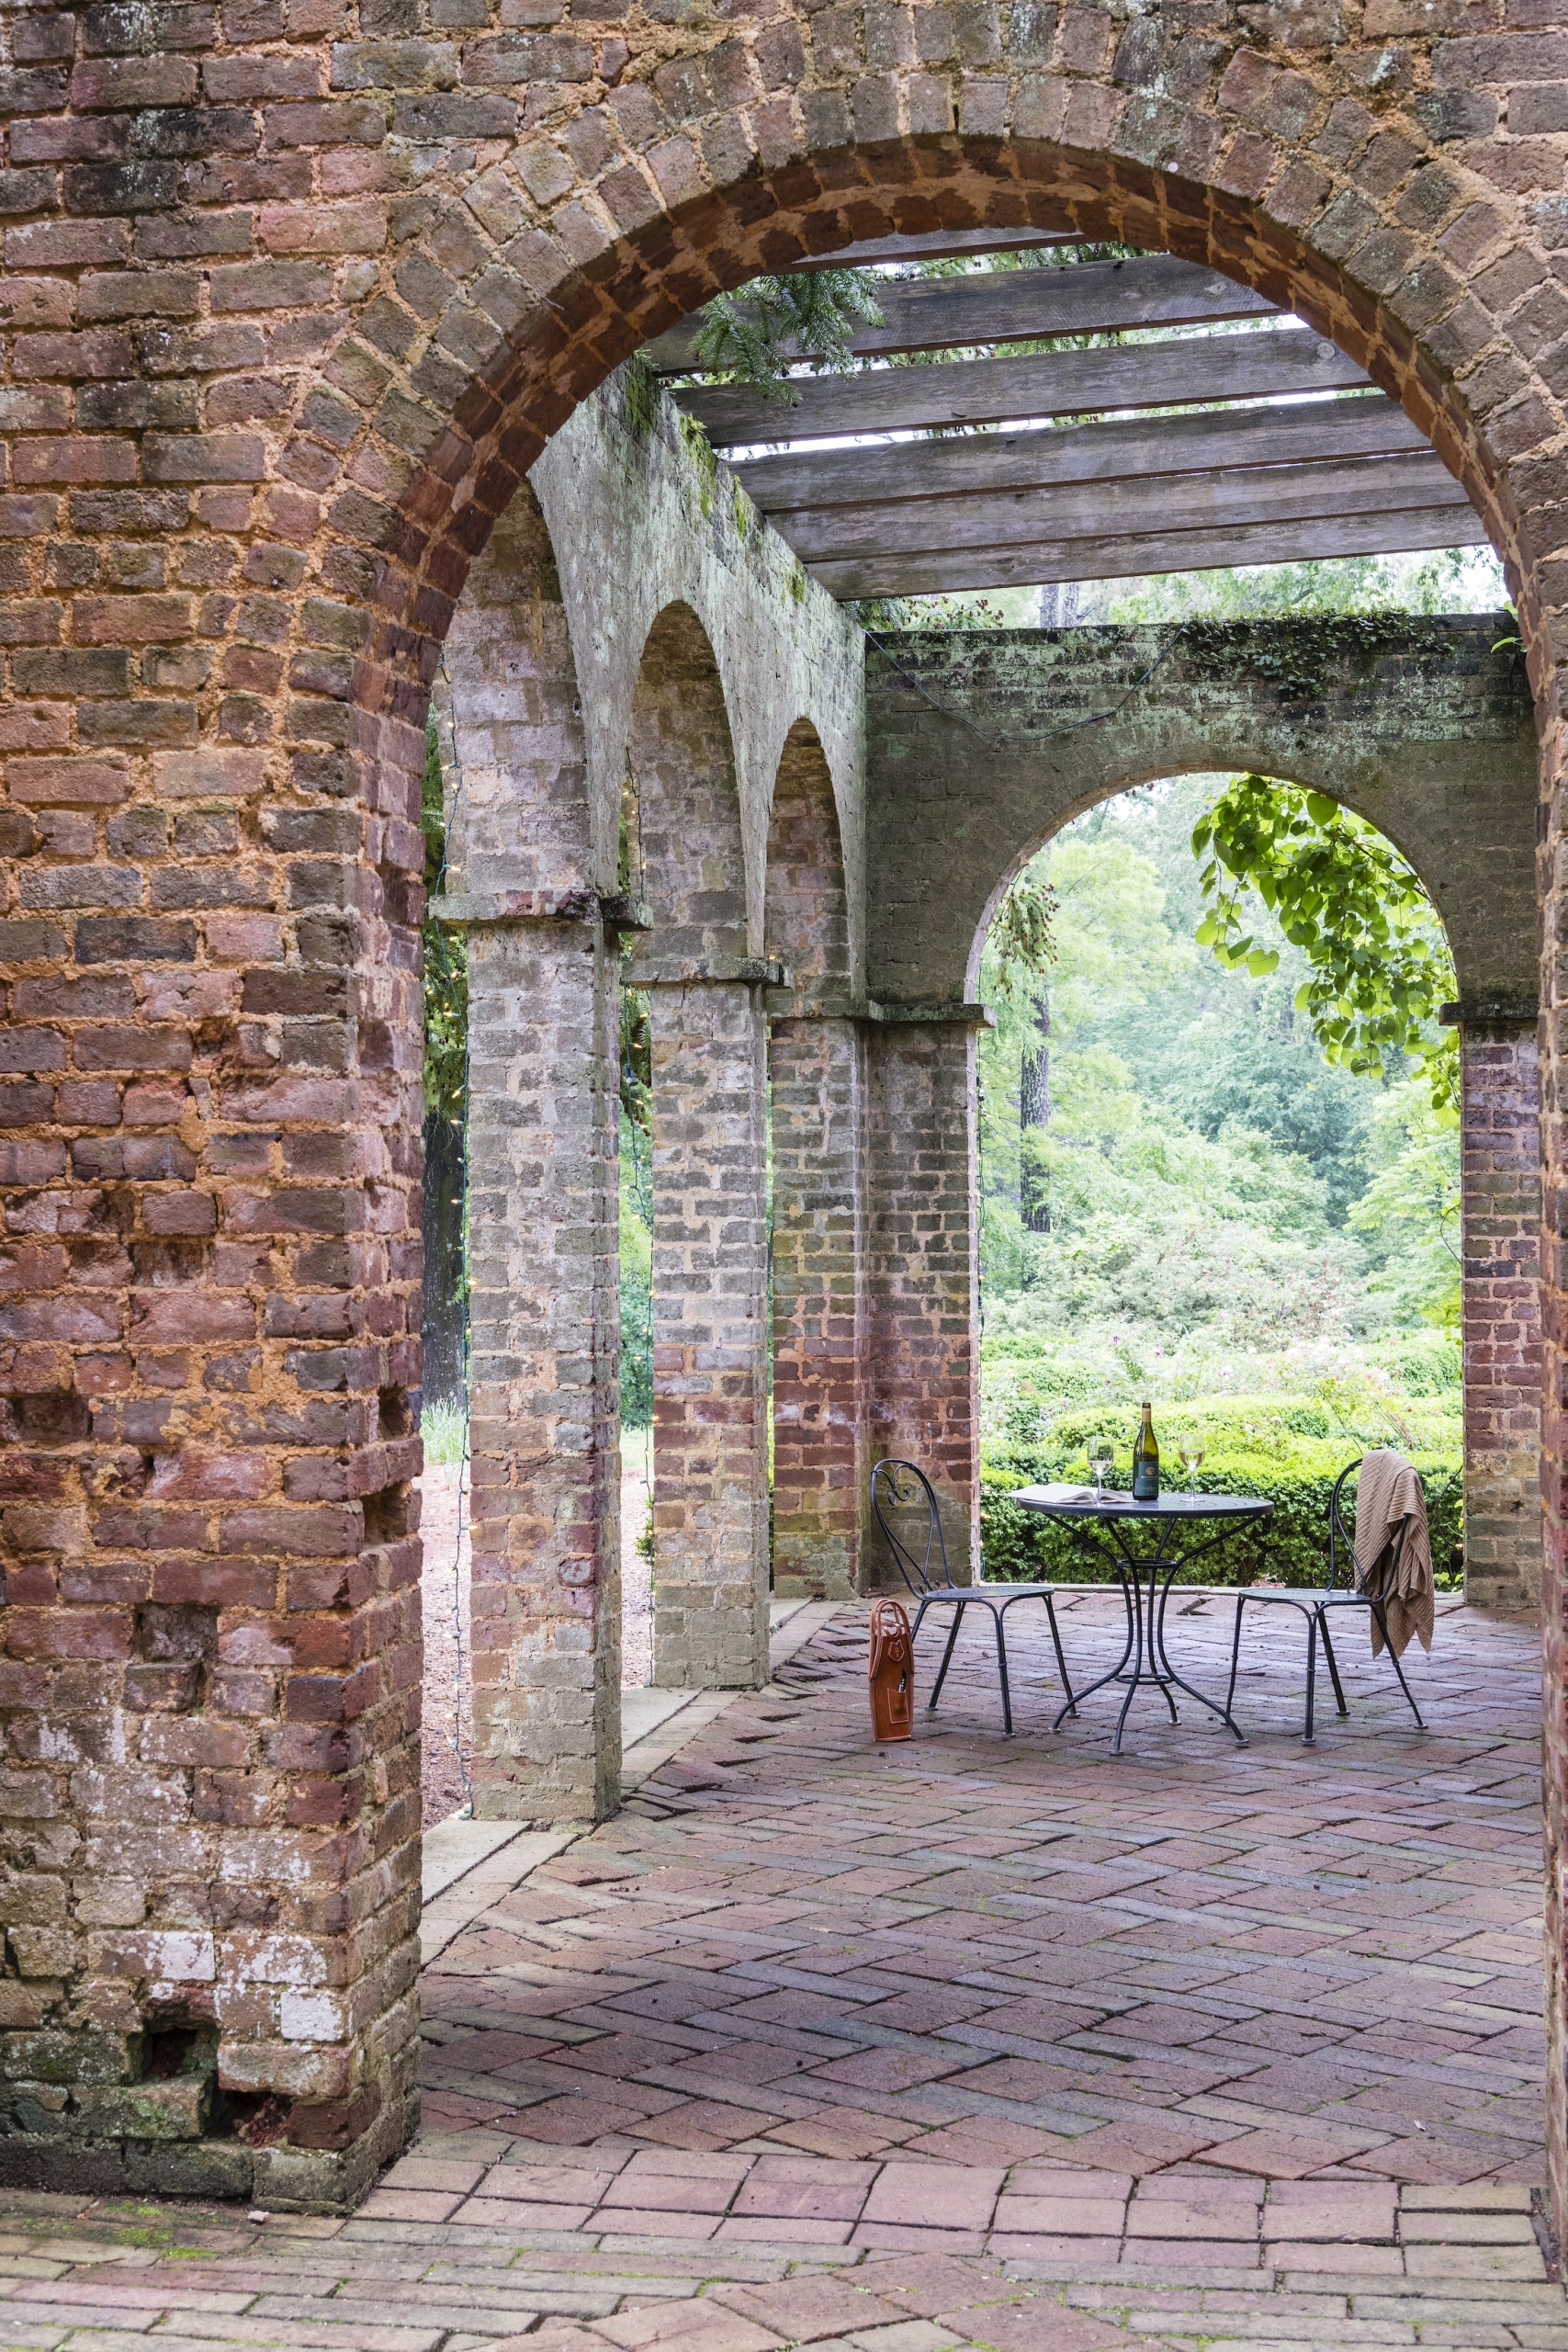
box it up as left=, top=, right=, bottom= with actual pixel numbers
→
left=982, top=1430, right=1463, bottom=1592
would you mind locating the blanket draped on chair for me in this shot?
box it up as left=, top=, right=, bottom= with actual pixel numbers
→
left=1354, top=1449, right=1435, bottom=1661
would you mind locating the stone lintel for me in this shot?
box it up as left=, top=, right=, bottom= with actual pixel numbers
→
left=630, top=956, right=792, bottom=986
left=765, top=990, right=996, bottom=1027
left=430, top=890, right=654, bottom=933
left=1439, top=998, right=1539, bottom=1032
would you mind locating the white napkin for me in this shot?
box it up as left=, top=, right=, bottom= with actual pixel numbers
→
left=1012, top=1482, right=1100, bottom=1506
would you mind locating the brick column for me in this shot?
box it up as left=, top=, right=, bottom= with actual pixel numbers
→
left=865, top=1013, right=986, bottom=1587
left=1456, top=1011, right=1543, bottom=1611
left=457, top=906, right=622, bottom=1822
left=770, top=1009, right=866, bottom=1600
left=646, top=973, right=771, bottom=1688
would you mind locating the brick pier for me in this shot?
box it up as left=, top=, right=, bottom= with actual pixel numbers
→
left=1458, top=1017, right=1544, bottom=1613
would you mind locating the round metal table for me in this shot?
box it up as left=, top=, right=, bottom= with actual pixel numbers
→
left=1011, top=1488, right=1274, bottom=1753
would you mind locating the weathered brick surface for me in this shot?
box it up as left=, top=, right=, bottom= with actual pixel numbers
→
left=767, top=720, right=865, bottom=1603
left=648, top=973, right=770, bottom=1689
left=1460, top=1023, right=1542, bottom=1612
left=1, top=0, right=1567, bottom=2223
left=629, top=602, right=772, bottom=1692
left=440, top=481, right=622, bottom=1826
left=867, top=1021, right=983, bottom=1586
left=863, top=624, right=1539, bottom=1014
left=866, top=622, right=1544, bottom=1612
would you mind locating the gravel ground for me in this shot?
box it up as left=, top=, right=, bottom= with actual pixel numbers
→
left=419, top=1439, right=654, bottom=1827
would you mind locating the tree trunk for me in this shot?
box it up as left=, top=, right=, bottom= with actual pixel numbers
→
left=421, top=1112, right=468, bottom=1409
left=1020, top=988, right=1051, bottom=1234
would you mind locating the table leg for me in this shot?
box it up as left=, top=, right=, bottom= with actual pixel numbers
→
left=1052, top=1568, right=1135, bottom=1732
left=1152, top=1540, right=1248, bottom=1746
left=1048, top=1514, right=1258, bottom=1749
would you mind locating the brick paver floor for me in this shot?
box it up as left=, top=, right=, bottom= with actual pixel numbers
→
left=0, top=1597, right=1555, bottom=2351
left=417, top=1593, right=1543, bottom=2191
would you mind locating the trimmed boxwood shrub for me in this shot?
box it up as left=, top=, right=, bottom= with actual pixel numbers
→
left=982, top=1405, right=1462, bottom=1592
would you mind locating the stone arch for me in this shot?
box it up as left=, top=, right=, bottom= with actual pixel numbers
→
left=434, top=478, right=625, bottom=1830
left=625, top=601, right=771, bottom=1690
left=765, top=720, right=863, bottom=1601
left=849, top=624, right=1537, bottom=1016
left=439, top=481, right=592, bottom=900
left=764, top=718, right=852, bottom=991
left=360, top=120, right=1559, bottom=820
left=10, top=18, right=1568, bottom=2217
left=626, top=601, right=748, bottom=962
left=961, top=748, right=1540, bottom=1623
left=963, top=746, right=1527, bottom=1014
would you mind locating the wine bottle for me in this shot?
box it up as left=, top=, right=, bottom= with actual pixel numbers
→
left=1132, top=1402, right=1160, bottom=1501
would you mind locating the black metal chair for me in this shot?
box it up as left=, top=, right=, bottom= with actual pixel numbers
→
left=870, top=1459, right=1077, bottom=1736
left=1223, top=1456, right=1427, bottom=1745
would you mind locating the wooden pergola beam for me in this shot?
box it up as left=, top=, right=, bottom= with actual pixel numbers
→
left=739, top=393, right=1428, bottom=515
left=782, top=228, right=1077, bottom=270
left=643, top=254, right=1277, bottom=373
left=813, top=504, right=1491, bottom=599
left=775, top=452, right=1467, bottom=567
left=679, top=326, right=1371, bottom=447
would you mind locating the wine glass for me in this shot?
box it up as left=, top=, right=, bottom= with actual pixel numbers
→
left=1089, top=1437, right=1113, bottom=1503
left=1177, top=1430, right=1205, bottom=1498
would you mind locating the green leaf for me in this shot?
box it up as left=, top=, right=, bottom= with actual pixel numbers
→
left=1246, top=948, right=1280, bottom=977
left=1304, top=791, right=1338, bottom=824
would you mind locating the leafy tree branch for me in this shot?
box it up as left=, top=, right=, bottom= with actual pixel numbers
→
left=1191, top=774, right=1458, bottom=1117
left=690, top=269, right=885, bottom=403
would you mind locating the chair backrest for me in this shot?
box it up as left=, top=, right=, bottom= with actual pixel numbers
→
left=1328, top=1457, right=1411, bottom=1599
left=870, top=1459, right=952, bottom=1597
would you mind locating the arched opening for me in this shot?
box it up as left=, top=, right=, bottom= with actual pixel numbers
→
left=433, top=481, right=622, bottom=1827
left=9, top=34, right=1568, bottom=2222
left=970, top=766, right=1536, bottom=1627
left=764, top=720, right=863, bottom=1600
left=625, top=605, right=771, bottom=1690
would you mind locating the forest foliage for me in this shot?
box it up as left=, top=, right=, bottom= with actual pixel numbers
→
left=976, top=773, right=1465, bottom=1586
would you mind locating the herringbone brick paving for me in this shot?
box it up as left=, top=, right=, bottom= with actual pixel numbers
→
left=415, top=1593, right=1543, bottom=2192
left=0, top=1600, right=1555, bottom=2351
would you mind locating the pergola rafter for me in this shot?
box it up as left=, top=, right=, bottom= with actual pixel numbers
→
left=662, top=252, right=1483, bottom=599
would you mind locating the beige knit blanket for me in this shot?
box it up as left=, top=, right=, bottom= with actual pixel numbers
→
left=1353, top=1449, right=1434, bottom=1660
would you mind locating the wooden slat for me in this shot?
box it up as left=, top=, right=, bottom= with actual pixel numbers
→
left=784, top=229, right=1077, bottom=271
left=776, top=452, right=1468, bottom=567
left=679, top=326, right=1371, bottom=447
left=813, top=504, right=1491, bottom=600
left=642, top=254, right=1276, bottom=373
left=739, top=393, right=1427, bottom=515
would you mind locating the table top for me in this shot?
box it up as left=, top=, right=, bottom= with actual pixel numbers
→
left=1011, top=1486, right=1274, bottom=1521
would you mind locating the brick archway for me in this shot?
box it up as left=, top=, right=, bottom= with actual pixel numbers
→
left=6, top=6, right=1568, bottom=2225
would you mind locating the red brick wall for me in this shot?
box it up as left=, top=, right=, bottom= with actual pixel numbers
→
left=441, top=489, right=621, bottom=1824
left=766, top=720, right=864, bottom=1600
left=1460, top=1022, right=1542, bottom=1613
left=629, top=607, right=770, bottom=1688
left=866, top=1020, right=982, bottom=1587
left=3, top=0, right=1568, bottom=2218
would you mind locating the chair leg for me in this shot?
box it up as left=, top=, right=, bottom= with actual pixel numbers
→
left=991, top=1608, right=1014, bottom=1737
left=929, top=1606, right=964, bottom=1713
left=1304, top=1613, right=1318, bottom=1747
left=1371, top=1600, right=1427, bottom=1729
left=1040, top=1596, right=1077, bottom=1717
left=1225, top=1595, right=1246, bottom=1721
left=1317, top=1613, right=1348, bottom=1717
